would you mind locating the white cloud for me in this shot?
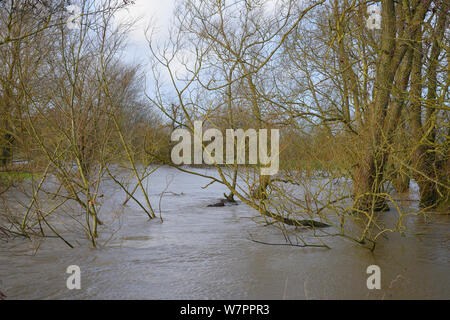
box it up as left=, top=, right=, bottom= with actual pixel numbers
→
left=115, top=0, right=175, bottom=45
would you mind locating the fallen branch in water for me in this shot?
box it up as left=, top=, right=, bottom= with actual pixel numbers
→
left=263, top=211, right=330, bottom=228
left=248, top=235, right=329, bottom=249
left=0, top=226, right=9, bottom=237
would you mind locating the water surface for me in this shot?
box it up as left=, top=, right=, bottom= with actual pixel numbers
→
left=0, top=167, right=448, bottom=299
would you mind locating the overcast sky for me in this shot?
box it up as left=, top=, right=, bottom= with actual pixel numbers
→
left=109, top=0, right=290, bottom=95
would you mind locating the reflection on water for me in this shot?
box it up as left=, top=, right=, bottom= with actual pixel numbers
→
left=0, top=167, right=448, bottom=299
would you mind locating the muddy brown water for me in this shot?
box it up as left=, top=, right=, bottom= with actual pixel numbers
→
left=0, top=167, right=448, bottom=299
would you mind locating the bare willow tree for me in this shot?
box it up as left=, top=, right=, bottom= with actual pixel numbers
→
left=146, top=0, right=338, bottom=249
left=1, top=0, right=160, bottom=247
left=278, top=0, right=448, bottom=244
left=146, top=0, right=448, bottom=249
left=409, top=0, right=449, bottom=209
left=0, top=1, right=59, bottom=169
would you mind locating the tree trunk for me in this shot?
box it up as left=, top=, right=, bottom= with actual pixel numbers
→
left=413, top=147, right=440, bottom=207
left=0, top=132, right=13, bottom=168
left=352, top=0, right=397, bottom=213
left=352, top=0, right=430, bottom=212
left=391, top=168, right=410, bottom=194
left=352, top=149, right=390, bottom=212
left=409, top=2, right=448, bottom=208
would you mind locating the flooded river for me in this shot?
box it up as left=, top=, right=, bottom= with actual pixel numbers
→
left=0, top=167, right=448, bottom=299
